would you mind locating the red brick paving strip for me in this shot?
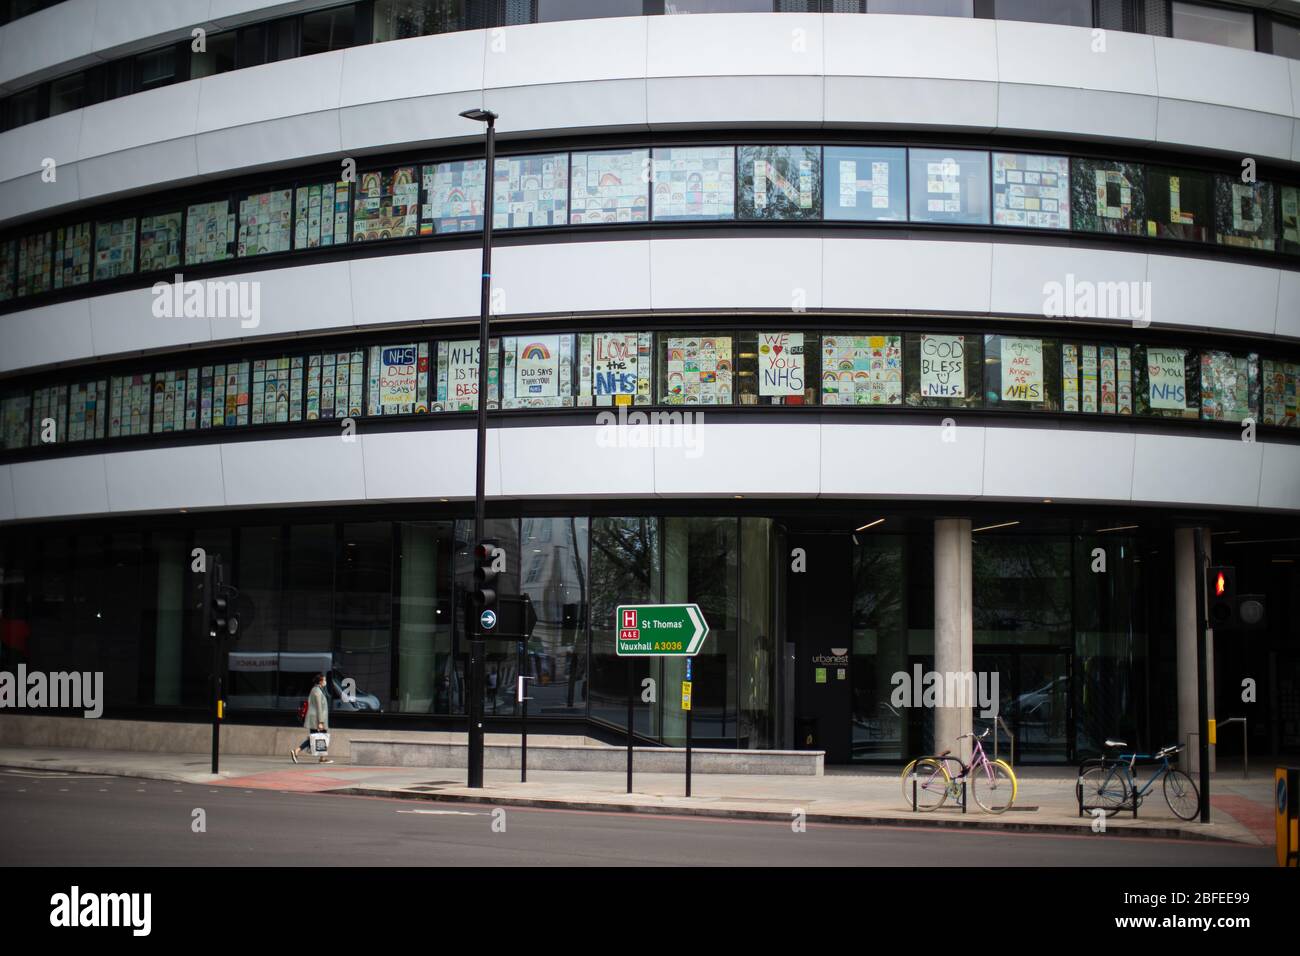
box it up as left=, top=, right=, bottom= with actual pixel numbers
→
left=1211, top=795, right=1275, bottom=844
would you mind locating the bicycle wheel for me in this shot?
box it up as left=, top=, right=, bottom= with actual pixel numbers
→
left=1078, top=764, right=1129, bottom=818
left=994, top=759, right=1018, bottom=804
left=903, top=758, right=950, bottom=811
left=972, top=758, right=1016, bottom=813
left=1162, top=769, right=1200, bottom=821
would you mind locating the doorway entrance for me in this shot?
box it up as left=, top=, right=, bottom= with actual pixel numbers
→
left=786, top=532, right=854, bottom=763
left=785, top=526, right=930, bottom=764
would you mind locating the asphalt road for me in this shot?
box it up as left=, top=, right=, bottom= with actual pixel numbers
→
left=0, top=768, right=1273, bottom=867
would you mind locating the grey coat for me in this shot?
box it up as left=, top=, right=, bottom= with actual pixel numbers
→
left=304, top=683, right=329, bottom=731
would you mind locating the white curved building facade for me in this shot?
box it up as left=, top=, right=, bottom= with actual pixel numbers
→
left=0, top=0, right=1298, bottom=765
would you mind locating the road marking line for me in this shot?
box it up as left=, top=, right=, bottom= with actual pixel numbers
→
left=396, top=809, right=485, bottom=816
left=1, top=770, right=72, bottom=778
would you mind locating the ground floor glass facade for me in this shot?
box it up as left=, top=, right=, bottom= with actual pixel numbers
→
left=0, top=505, right=1296, bottom=763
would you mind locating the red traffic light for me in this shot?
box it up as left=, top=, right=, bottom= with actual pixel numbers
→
left=1206, top=566, right=1237, bottom=628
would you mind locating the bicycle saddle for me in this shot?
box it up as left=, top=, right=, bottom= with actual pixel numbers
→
left=1104, top=739, right=1128, bottom=748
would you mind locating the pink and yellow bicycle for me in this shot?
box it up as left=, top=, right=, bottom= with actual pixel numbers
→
left=900, top=728, right=1019, bottom=814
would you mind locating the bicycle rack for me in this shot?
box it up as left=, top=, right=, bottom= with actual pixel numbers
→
left=1076, top=757, right=1138, bottom=820
left=1076, top=762, right=1096, bottom=818
left=911, top=768, right=966, bottom=814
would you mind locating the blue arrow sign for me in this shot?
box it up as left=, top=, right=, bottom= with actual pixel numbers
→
left=480, top=609, right=497, bottom=631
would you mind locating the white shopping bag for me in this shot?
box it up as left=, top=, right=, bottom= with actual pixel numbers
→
left=309, top=731, right=330, bottom=756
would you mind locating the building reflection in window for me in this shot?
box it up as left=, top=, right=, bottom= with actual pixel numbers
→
left=519, top=517, right=589, bottom=717
left=589, top=517, right=659, bottom=733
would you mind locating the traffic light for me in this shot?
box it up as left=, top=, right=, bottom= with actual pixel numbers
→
left=196, top=555, right=240, bottom=639
left=1204, top=566, right=1267, bottom=631
left=212, top=584, right=240, bottom=638
left=473, top=540, right=500, bottom=614
left=211, top=589, right=230, bottom=637
left=1236, top=594, right=1266, bottom=631
left=1206, top=565, right=1237, bottom=628
left=194, top=561, right=213, bottom=639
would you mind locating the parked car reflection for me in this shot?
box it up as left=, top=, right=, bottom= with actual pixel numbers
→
left=226, top=651, right=382, bottom=712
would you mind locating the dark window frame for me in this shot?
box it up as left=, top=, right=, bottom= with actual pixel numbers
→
left=0, top=0, right=1290, bottom=133
left=190, top=28, right=240, bottom=80
left=48, top=72, right=88, bottom=117
left=1, top=313, right=1298, bottom=464
left=2, top=131, right=1300, bottom=319
left=1169, top=0, right=1258, bottom=50
left=133, top=41, right=188, bottom=93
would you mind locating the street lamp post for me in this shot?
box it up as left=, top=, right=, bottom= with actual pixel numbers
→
left=460, top=106, right=497, bottom=789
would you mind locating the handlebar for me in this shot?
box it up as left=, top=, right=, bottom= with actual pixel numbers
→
left=957, top=728, right=991, bottom=741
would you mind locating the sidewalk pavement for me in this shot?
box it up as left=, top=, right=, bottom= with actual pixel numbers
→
left=0, top=745, right=1280, bottom=846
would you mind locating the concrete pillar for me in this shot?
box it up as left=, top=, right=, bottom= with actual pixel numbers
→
left=1174, top=527, right=1215, bottom=773
left=397, top=522, right=437, bottom=712
left=662, top=518, right=689, bottom=746
left=934, top=518, right=973, bottom=762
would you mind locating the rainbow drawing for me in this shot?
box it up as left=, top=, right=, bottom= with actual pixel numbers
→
left=520, top=342, right=551, bottom=360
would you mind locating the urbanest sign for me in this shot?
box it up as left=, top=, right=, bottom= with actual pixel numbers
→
left=615, top=604, right=710, bottom=656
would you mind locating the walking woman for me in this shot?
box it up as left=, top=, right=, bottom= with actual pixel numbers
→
left=290, top=673, right=332, bottom=764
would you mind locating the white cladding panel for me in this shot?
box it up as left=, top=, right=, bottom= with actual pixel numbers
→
left=4, top=426, right=1293, bottom=521
left=2, top=237, right=1297, bottom=372
left=3, top=13, right=1297, bottom=219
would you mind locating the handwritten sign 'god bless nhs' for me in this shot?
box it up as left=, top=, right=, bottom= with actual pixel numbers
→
left=920, top=334, right=965, bottom=398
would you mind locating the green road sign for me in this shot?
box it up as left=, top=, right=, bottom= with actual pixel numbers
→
left=616, top=604, right=709, bottom=656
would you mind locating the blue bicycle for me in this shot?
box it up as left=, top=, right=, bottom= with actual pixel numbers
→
left=1076, top=740, right=1200, bottom=821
